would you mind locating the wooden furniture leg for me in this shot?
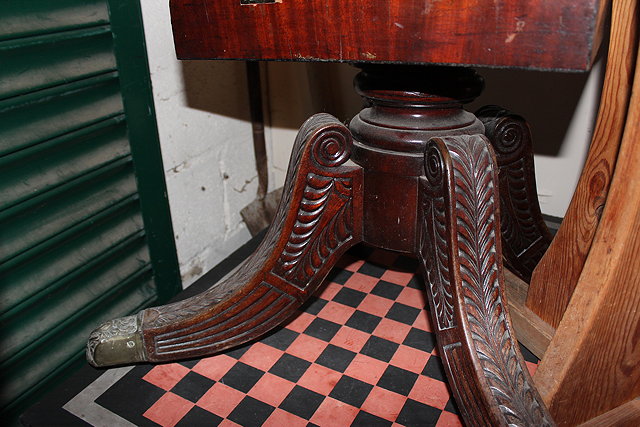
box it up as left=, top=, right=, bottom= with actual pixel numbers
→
left=526, top=0, right=639, bottom=327
left=477, top=106, right=553, bottom=282
left=418, top=134, right=553, bottom=426
left=87, top=114, right=363, bottom=365
left=87, top=64, right=557, bottom=424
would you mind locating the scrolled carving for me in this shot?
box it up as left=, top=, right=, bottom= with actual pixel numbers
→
left=311, top=126, right=352, bottom=167
left=477, top=105, right=553, bottom=282
left=419, top=135, right=554, bottom=426
left=425, top=144, right=445, bottom=186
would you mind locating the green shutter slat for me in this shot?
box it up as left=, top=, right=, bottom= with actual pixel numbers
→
left=0, top=239, right=152, bottom=366
left=0, top=26, right=116, bottom=100
left=0, top=201, right=144, bottom=317
left=0, top=73, right=123, bottom=156
left=0, top=276, right=156, bottom=413
left=0, top=158, right=137, bottom=263
left=0, top=116, right=129, bottom=211
left=0, top=0, right=109, bottom=41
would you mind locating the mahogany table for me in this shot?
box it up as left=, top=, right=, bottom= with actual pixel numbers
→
left=86, top=1, right=615, bottom=425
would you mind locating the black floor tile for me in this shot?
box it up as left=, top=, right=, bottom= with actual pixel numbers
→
left=326, top=268, right=353, bottom=285
left=220, top=362, right=264, bottom=393
left=279, top=386, right=324, bottom=420
left=227, top=396, right=275, bottom=427
left=352, top=410, right=393, bottom=426
left=329, top=376, right=373, bottom=407
left=224, top=342, right=251, bottom=359
left=371, top=280, right=403, bottom=300
left=269, top=353, right=312, bottom=382
left=345, top=310, right=383, bottom=333
left=261, top=327, right=299, bottom=351
left=304, top=317, right=342, bottom=341
left=403, top=328, right=436, bottom=353
left=519, top=343, right=539, bottom=363
left=301, top=296, right=328, bottom=315
left=175, top=405, right=222, bottom=427
left=406, top=276, right=426, bottom=291
left=377, top=366, right=419, bottom=396
left=445, top=397, right=460, bottom=415
left=396, top=399, right=441, bottom=426
left=332, top=287, right=367, bottom=308
left=315, top=344, right=357, bottom=373
left=422, top=355, right=446, bottom=381
left=358, top=262, right=387, bottom=278
left=94, top=368, right=165, bottom=427
left=360, top=336, right=399, bottom=362
left=170, top=371, right=215, bottom=403
left=386, top=302, right=421, bottom=325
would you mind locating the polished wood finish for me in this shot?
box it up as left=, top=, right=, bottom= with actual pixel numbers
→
left=477, top=106, right=553, bottom=282
left=169, top=0, right=606, bottom=71
left=88, top=66, right=556, bottom=425
left=527, top=0, right=639, bottom=327
left=418, top=134, right=552, bottom=426
left=534, top=45, right=640, bottom=425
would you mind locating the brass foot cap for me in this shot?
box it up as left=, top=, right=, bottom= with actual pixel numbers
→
left=86, top=314, right=146, bottom=367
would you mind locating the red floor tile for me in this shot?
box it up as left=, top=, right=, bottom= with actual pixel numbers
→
left=314, top=281, right=343, bottom=300
left=310, top=397, right=360, bottom=426
left=330, top=326, right=370, bottom=353
left=343, top=353, right=390, bottom=384
left=263, top=408, right=308, bottom=427
left=373, top=318, right=413, bottom=343
left=239, top=342, right=284, bottom=371
left=390, top=344, right=430, bottom=373
left=317, top=300, right=357, bottom=324
left=142, top=363, right=190, bottom=391
left=247, top=372, right=296, bottom=407
left=297, top=363, right=343, bottom=395
left=436, top=411, right=464, bottom=426
left=196, top=382, right=246, bottom=417
left=286, top=334, right=328, bottom=362
left=397, top=286, right=428, bottom=309
left=409, top=375, right=452, bottom=410
left=360, top=386, right=408, bottom=421
left=192, top=354, right=237, bottom=381
left=412, top=309, right=433, bottom=332
left=358, top=294, right=396, bottom=316
left=144, top=392, right=194, bottom=427
left=344, top=272, right=380, bottom=293
left=285, top=311, right=317, bottom=333
left=381, top=269, right=415, bottom=286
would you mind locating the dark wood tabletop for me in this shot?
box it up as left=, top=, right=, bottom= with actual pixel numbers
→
left=170, top=0, right=607, bottom=71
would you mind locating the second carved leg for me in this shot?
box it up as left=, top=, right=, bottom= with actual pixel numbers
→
left=87, top=114, right=363, bottom=366
left=418, top=134, right=553, bottom=426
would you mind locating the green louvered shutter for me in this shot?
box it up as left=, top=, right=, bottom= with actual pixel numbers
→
left=0, top=0, right=181, bottom=419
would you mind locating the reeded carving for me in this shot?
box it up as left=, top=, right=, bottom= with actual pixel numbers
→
left=275, top=174, right=353, bottom=288
left=420, top=145, right=455, bottom=330
left=419, top=135, right=554, bottom=426
left=477, top=106, right=553, bottom=282
left=85, top=113, right=362, bottom=365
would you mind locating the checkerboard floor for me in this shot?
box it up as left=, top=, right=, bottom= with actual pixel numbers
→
left=69, top=245, right=540, bottom=427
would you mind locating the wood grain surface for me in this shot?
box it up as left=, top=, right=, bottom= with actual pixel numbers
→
left=527, top=0, right=639, bottom=327
left=534, top=42, right=640, bottom=425
left=170, top=0, right=605, bottom=71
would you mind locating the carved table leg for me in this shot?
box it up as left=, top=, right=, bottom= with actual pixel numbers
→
left=87, top=114, right=363, bottom=366
left=476, top=106, right=553, bottom=282
left=418, top=134, right=553, bottom=426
